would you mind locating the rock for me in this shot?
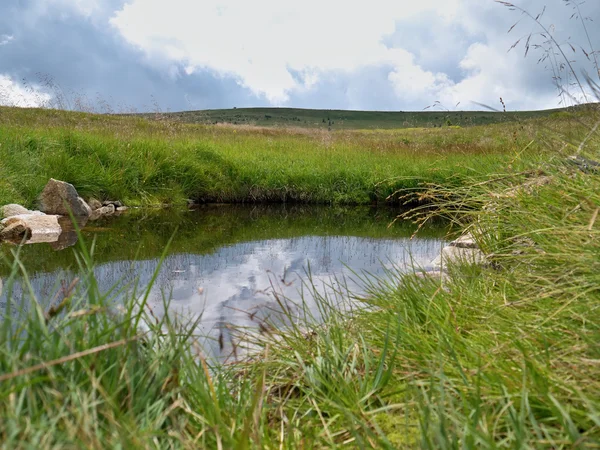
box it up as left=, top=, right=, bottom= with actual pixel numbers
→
left=116, top=206, right=128, bottom=212
left=1, top=214, right=61, bottom=244
left=567, top=155, right=600, bottom=173
left=431, top=246, right=486, bottom=269
left=78, top=197, right=93, bottom=217
left=414, top=270, right=449, bottom=285
left=88, top=198, right=103, bottom=211
left=89, top=205, right=115, bottom=221
left=50, top=216, right=88, bottom=251
left=449, top=233, right=478, bottom=249
left=0, top=220, right=31, bottom=241
left=1, top=204, right=46, bottom=219
left=102, top=200, right=123, bottom=208
left=38, top=179, right=91, bottom=217
left=1, top=204, right=30, bottom=219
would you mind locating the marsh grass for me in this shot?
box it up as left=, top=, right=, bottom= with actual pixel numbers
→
left=1, top=120, right=599, bottom=447
left=0, top=105, right=585, bottom=208
left=1, top=93, right=599, bottom=450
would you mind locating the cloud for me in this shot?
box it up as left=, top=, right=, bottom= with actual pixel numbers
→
left=0, top=74, right=51, bottom=107
left=0, top=0, right=266, bottom=111
left=110, top=0, right=465, bottom=103
left=0, top=34, right=13, bottom=46
left=0, top=0, right=598, bottom=111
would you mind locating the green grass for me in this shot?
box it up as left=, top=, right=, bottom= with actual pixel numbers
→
left=1, top=143, right=599, bottom=447
left=0, top=105, right=590, bottom=208
left=1, top=105, right=599, bottom=448
left=138, top=105, right=590, bottom=130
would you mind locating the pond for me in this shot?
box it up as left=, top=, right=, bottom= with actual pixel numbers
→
left=0, top=205, right=446, bottom=361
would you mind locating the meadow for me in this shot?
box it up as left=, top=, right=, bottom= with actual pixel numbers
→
left=0, top=102, right=599, bottom=448
left=0, top=105, right=588, bottom=209
left=136, top=105, right=573, bottom=129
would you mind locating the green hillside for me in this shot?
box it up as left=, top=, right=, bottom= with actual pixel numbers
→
left=142, top=105, right=586, bottom=129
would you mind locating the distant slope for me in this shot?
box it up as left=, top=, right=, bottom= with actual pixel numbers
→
left=142, top=105, right=584, bottom=129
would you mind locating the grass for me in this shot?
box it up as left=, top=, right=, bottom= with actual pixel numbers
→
left=0, top=105, right=591, bottom=208
left=137, top=105, right=588, bottom=130
left=0, top=104, right=599, bottom=447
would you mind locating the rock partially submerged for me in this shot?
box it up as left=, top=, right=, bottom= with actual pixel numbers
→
left=103, top=200, right=123, bottom=208
left=88, top=198, right=103, bottom=211
left=0, top=214, right=62, bottom=244
left=1, top=179, right=127, bottom=247
left=0, top=220, right=31, bottom=241
left=449, top=233, right=478, bottom=249
left=431, top=232, right=486, bottom=269
left=50, top=216, right=89, bottom=251
left=90, top=204, right=115, bottom=221
left=431, top=245, right=486, bottom=268
left=38, top=179, right=92, bottom=217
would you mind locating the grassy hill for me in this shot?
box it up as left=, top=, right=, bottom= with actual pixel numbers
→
left=141, top=105, right=585, bottom=129
left=1, top=105, right=572, bottom=208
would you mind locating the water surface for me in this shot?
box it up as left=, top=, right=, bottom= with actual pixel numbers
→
left=1, top=205, right=446, bottom=360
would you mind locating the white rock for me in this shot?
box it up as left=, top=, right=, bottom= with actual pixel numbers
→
left=1, top=214, right=62, bottom=244
left=1, top=204, right=45, bottom=219
left=450, top=233, right=478, bottom=249
left=432, top=245, right=486, bottom=269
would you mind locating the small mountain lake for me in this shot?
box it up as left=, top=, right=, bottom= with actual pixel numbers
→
left=0, top=205, right=447, bottom=361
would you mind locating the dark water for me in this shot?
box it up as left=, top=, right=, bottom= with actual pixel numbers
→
left=0, top=205, right=446, bottom=360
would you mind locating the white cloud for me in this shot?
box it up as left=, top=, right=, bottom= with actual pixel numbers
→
left=0, top=34, right=13, bottom=46
left=0, top=75, right=51, bottom=108
left=109, top=0, right=461, bottom=103
left=2, top=0, right=596, bottom=111
left=435, top=42, right=559, bottom=110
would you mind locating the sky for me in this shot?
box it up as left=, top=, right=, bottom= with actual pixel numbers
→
left=0, top=0, right=598, bottom=112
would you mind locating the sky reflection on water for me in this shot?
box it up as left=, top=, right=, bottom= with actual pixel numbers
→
left=0, top=206, right=446, bottom=360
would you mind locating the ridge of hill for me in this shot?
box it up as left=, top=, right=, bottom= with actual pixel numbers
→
left=141, top=104, right=592, bottom=129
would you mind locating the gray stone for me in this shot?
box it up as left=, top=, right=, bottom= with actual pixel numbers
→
left=38, top=179, right=91, bottom=217
left=1, top=214, right=61, bottom=244
left=102, top=200, right=123, bottom=208
left=50, top=216, right=88, bottom=250
left=77, top=197, right=92, bottom=217
left=450, top=233, right=478, bottom=249
left=88, top=198, right=103, bottom=211
left=1, top=204, right=46, bottom=219
left=414, top=270, right=447, bottom=280
left=1, top=204, right=30, bottom=219
left=413, top=270, right=449, bottom=286
left=89, top=205, right=114, bottom=221
left=432, top=246, right=486, bottom=269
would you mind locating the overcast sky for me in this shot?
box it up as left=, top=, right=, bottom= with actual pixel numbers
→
left=0, top=0, right=598, bottom=112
